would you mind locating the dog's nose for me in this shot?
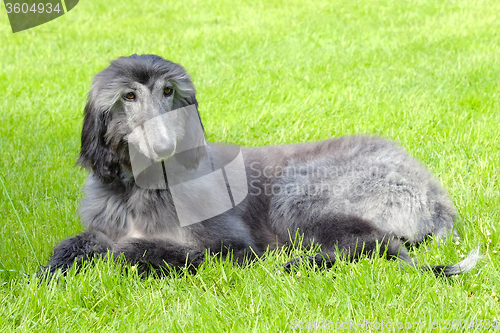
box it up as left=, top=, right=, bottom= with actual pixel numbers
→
left=153, top=141, right=175, bottom=160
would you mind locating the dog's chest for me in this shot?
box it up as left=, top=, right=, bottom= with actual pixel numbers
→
left=125, top=188, right=195, bottom=243
left=80, top=178, right=194, bottom=244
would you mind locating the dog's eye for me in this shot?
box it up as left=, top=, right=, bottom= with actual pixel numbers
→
left=164, top=87, right=173, bottom=97
left=123, top=92, right=136, bottom=100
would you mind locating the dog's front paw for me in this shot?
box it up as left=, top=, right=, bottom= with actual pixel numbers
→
left=282, top=254, right=333, bottom=273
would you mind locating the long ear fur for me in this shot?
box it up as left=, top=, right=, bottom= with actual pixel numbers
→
left=168, top=67, right=203, bottom=132
left=170, top=81, right=205, bottom=169
left=77, top=100, right=121, bottom=183
left=192, top=98, right=204, bottom=133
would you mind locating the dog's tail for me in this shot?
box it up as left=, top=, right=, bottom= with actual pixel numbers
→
left=393, top=244, right=481, bottom=277
left=423, top=247, right=481, bottom=276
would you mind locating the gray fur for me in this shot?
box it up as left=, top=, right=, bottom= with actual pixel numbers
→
left=440, top=248, right=481, bottom=275
left=42, top=54, right=479, bottom=277
left=262, top=136, right=457, bottom=243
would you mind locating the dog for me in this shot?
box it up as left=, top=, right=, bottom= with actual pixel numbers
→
left=43, top=54, right=479, bottom=277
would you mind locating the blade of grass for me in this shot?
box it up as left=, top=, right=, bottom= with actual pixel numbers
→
left=0, top=175, right=41, bottom=269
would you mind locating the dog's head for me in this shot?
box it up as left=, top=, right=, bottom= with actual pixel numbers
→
left=78, top=54, right=204, bottom=184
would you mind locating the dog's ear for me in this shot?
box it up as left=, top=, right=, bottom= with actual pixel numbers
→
left=170, top=79, right=206, bottom=170
left=191, top=96, right=205, bottom=133
left=170, top=73, right=204, bottom=132
left=77, top=100, right=121, bottom=183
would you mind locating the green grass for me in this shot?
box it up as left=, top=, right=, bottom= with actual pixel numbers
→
left=1, top=0, right=499, bottom=331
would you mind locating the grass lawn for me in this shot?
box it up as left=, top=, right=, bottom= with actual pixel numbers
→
left=1, top=0, right=499, bottom=331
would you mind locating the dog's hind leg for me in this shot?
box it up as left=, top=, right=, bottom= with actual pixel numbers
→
left=282, top=214, right=480, bottom=276
left=282, top=214, right=401, bottom=272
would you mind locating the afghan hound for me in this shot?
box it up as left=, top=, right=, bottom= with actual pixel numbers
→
left=43, top=54, right=479, bottom=277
